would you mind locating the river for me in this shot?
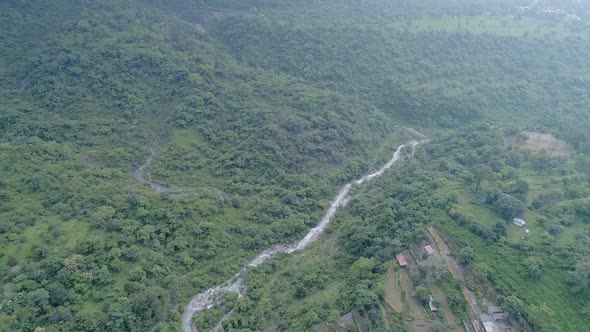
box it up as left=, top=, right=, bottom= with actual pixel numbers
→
left=175, top=131, right=429, bottom=332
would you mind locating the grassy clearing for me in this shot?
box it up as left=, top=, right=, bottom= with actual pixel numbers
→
left=60, top=218, right=91, bottom=250
left=430, top=150, right=589, bottom=330
left=399, top=270, right=426, bottom=320
left=5, top=222, right=47, bottom=263
left=150, top=128, right=223, bottom=188
left=438, top=162, right=585, bottom=248
left=429, top=285, right=458, bottom=329
left=436, top=214, right=585, bottom=331
left=517, top=168, right=587, bottom=247
left=519, top=169, right=555, bottom=195
left=458, top=202, right=501, bottom=228
left=383, top=264, right=404, bottom=313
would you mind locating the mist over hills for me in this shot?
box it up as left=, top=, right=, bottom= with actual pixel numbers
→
left=0, top=1, right=588, bottom=331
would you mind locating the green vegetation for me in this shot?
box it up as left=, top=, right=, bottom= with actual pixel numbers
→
left=1, top=0, right=589, bottom=331
left=211, top=1, right=590, bottom=150
left=429, top=127, right=589, bottom=331
left=0, top=1, right=402, bottom=330
left=205, top=124, right=589, bottom=330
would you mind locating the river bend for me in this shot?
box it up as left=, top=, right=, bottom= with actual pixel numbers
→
left=179, top=132, right=428, bottom=332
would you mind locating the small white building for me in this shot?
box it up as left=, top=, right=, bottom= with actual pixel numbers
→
left=513, top=218, right=526, bottom=227
left=429, top=295, right=438, bottom=312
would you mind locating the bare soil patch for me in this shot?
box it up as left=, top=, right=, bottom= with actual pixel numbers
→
left=523, top=131, right=572, bottom=156
left=508, top=131, right=573, bottom=157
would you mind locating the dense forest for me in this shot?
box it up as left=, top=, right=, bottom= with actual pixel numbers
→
left=0, top=0, right=589, bottom=331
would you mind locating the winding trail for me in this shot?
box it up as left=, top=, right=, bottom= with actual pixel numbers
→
left=132, top=149, right=225, bottom=198
left=132, top=148, right=168, bottom=193
left=177, top=129, right=429, bottom=332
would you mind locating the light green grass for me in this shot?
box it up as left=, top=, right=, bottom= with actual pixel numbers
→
left=60, top=218, right=91, bottom=249
left=438, top=168, right=585, bottom=248
left=459, top=202, right=501, bottom=228
left=435, top=215, right=585, bottom=331
left=150, top=128, right=223, bottom=188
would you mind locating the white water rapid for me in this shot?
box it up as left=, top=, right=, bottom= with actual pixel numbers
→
left=180, top=131, right=429, bottom=332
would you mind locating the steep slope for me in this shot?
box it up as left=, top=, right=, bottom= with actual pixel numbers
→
left=0, top=1, right=403, bottom=331
left=208, top=0, right=590, bottom=150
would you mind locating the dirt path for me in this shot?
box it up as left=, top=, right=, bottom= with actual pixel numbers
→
left=428, top=226, right=481, bottom=319
left=428, top=226, right=464, bottom=280
left=133, top=149, right=230, bottom=199
left=462, top=288, right=480, bottom=317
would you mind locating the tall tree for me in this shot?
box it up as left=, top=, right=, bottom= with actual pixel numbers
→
left=493, top=193, right=526, bottom=220
left=472, top=164, right=494, bottom=191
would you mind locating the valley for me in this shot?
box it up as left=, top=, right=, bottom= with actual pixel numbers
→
left=0, top=1, right=589, bottom=332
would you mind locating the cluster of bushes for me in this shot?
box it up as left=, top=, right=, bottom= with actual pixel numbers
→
left=448, top=207, right=505, bottom=241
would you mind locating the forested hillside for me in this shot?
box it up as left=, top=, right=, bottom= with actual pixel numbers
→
left=0, top=1, right=401, bottom=331
left=1, top=1, right=589, bottom=331
left=209, top=0, right=590, bottom=151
